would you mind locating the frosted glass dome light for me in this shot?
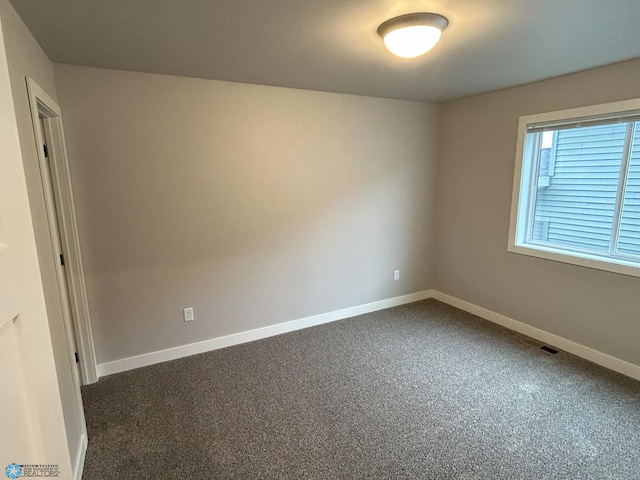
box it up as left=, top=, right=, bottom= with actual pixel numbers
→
left=378, top=13, right=448, bottom=59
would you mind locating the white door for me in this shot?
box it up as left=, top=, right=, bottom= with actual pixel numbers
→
left=39, top=115, right=87, bottom=472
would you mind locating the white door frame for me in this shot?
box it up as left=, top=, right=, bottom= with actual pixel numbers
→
left=26, top=77, right=98, bottom=385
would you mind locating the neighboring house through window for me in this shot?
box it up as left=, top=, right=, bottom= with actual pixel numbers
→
left=509, top=99, right=640, bottom=277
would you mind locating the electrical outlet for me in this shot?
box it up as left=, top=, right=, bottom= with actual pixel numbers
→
left=394, top=270, right=400, bottom=281
left=183, top=307, right=194, bottom=322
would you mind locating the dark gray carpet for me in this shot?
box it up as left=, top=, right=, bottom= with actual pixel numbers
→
left=81, top=299, right=640, bottom=479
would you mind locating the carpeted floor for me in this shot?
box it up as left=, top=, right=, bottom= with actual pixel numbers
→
left=81, top=299, right=640, bottom=479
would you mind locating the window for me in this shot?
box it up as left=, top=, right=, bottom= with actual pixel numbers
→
left=509, top=99, right=640, bottom=277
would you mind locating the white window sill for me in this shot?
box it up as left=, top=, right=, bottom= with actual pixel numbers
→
left=508, top=243, right=640, bottom=278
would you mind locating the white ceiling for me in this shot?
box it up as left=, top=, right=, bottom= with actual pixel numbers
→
left=8, top=0, right=640, bottom=102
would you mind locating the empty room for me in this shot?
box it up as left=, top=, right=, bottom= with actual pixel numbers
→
left=1, top=0, right=639, bottom=479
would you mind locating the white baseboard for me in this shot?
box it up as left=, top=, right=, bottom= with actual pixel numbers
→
left=430, top=290, right=640, bottom=381
left=73, top=433, right=87, bottom=480
left=97, top=288, right=639, bottom=381
left=97, top=290, right=433, bottom=377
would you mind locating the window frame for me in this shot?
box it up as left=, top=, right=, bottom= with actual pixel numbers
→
left=508, top=98, right=640, bottom=278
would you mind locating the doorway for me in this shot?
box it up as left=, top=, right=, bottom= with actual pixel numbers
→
left=26, top=77, right=97, bottom=385
left=26, top=77, right=97, bottom=478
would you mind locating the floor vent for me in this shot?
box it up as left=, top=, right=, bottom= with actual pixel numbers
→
left=523, top=338, right=559, bottom=355
left=540, top=345, right=559, bottom=355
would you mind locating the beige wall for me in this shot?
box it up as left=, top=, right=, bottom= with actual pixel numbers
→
left=0, top=0, right=73, bottom=475
left=53, top=64, right=439, bottom=364
left=435, top=58, right=640, bottom=367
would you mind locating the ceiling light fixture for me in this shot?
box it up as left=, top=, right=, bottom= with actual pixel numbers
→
left=377, top=13, right=448, bottom=59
